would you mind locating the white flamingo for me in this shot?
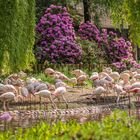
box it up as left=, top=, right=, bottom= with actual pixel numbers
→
left=103, top=67, right=112, bottom=74
left=129, top=82, right=140, bottom=89
left=77, top=75, right=88, bottom=93
left=69, top=77, right=77, bottom=87
left=0, top=84, right=17, bottom=95
left=34, top=83, right=48, bottom=92
left=34, top=90, right=57, bottom=109
left=120, top=73, right=130, bottom=84
left=71, top=69, right=86, bottom=78
left=19, top=87, right=29, bottom=97
left=54, top=72, right=70, bottom=81
left=91, top=86, right=107, bottom=103
left=128, top=88, right=140, bottom=101
left=109, top=72, right=120, bottom=82
left=114, top=84, right=126, bottom=103
left=0, top=92, right=18, bottom=111
left=44, top=68, right=55, bottom=76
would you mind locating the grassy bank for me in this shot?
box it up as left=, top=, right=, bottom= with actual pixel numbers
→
left=0, top=111, right=140, bottom=140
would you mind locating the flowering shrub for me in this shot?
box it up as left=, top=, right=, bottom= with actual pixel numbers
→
left=78, top=21, right=100, bottom=42
left=35, top=5, right=82, bottom=64
left=105, top=31, right=140, bottom=70
left=78, top=22, right=140, bottom=70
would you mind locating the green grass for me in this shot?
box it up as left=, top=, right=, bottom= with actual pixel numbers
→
left=0, top=111, right=140, bottom=140
left=34, top=73, right=55, bottom=84
left=32, top=65, right=93, bottom=87
left=33, top=73, right=92, bottom=87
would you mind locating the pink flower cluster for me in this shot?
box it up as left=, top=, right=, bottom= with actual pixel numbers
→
left=78, top=22, right=140, bottom=70
left=35, top=5, right=82, bottom=63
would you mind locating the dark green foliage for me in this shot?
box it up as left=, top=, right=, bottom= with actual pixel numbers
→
left=77, top=39, right=97, bottom=65
left=36, top=0, right=48, bottom=22
left=0, top=0, right=35, bottom=75
left=35, top=0, right=68, bottom=22
left=77, top=38, right=107, bottom=70
left=68, top=6, right=83, bottom=31
left=35, top=0, right=81, bottom=23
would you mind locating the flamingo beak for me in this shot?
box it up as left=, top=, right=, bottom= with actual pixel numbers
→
left=32, top=91, right=36, bottom=96
left=34, top=92, right=38, bottom=96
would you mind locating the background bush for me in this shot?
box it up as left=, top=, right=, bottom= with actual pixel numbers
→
left=77, top=38, right=107, bottom=67
left=78, top=21, right=140, bottom=71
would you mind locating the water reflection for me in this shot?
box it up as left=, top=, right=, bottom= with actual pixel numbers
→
left=0, top=101, right=139, bottom=131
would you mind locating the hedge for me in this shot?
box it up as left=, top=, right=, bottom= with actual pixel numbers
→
left=0, top=0, right=35, bottom=74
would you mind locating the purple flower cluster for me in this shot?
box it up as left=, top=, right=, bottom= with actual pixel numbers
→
left=106, top=34, right=140, bottom=70
left=36, top=37, right=82, bottom=63
left=108, top=38, right=132, bottom=62
left=78, top=21, right=100, bottom=42
left=35, top=5, right=82, bottom=63
left=78, top=22, right=140, bottom=70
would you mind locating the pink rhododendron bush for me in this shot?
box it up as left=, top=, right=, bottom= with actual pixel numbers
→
left=78, top=21, right=140, bottom=70
left=35, top=5, right=82, bottom=64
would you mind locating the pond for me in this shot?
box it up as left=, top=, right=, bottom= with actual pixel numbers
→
left=0, top=95, right=139, bottom=131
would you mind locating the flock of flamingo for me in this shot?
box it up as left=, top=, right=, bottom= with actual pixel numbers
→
left=0, top=67, right=140, bottom=112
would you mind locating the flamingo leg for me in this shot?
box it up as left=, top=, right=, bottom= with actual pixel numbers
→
left=117, top=94, right=120, bottom=104
left=81, top=86, right=84, bottom=94
left=53, top=95, right=57, bottom=101
left=57, top=97, right=60, bottom=108
left=103, top=93, right=106, bottom=103
left=95, top=95, right=98, bottom=104
left=33, top=96, right=36, bottom=110
left=3, top=101, right=6, bottom=111
left=39, top=96, right=42, bottom=110
left=49, top=95, right=57, bottom=109
left=28, top=94, right=31, bottom=110
left=62, top=95, right=68, bottom=109
left=45, top=98, right=48, bottom=110
left=96, top=95, right=100, bottom=104
left=6, top=102, right=10, bottom=111
left=128, top=92, right=131, bottom=116
left=73, top=83, right=75, bottom=88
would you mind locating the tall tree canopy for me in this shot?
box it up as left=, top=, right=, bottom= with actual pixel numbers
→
left=0, top=0, right=35, bottom=75
left=93, top=0, right=140, bottom=47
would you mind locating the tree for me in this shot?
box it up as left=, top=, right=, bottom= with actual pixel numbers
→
left=83, top=0, right=91, bottom=22
left=0, top=0, right=35, bottom=75
left=93, top=0, right=140, bottom=47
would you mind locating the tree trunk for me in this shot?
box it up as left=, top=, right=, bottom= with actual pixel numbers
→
left=83, top=0, right=91, bottom=22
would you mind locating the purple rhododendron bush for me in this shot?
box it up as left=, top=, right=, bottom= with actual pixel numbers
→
left=35, top=5, right=139, bottom=70
left=35, top=5, right=82, bottom=64
left=78, top=21, right=140, bottom=70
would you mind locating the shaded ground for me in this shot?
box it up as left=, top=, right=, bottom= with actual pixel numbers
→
left=0, top=87, right=130, bottom=111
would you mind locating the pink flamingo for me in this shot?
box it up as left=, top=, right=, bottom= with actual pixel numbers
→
left=52, top=87, right=68, bottom=108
